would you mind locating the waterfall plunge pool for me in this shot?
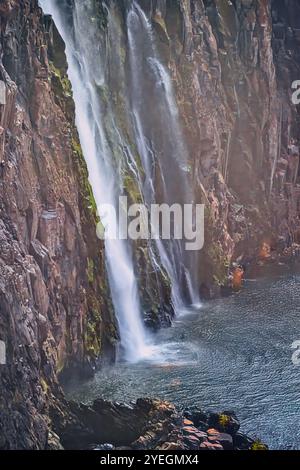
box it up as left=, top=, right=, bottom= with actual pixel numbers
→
left=65, top=265, right=300, bottom=450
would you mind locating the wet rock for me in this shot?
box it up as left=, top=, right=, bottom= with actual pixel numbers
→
left=158, top=441, right=185, bottom=450
left=48, top=398, right=264, bottom=451
left=183, top=434, right=201, bottom=450
left=184, top=407, right=209, bottom=428
left=207, top=431, right=233, bottom=450
left=208, top=412, right=240, bottom=435
left=233, top=432, right=255, bottom=451
left=196, top=421, right=210, bottom=432
left=93, top=443, right=115, bottom=451
left=46, top=431, right=64, bottom=450
left=200, top=441, right=224, bottom=450
left=183, top=418, right=194, bottom=426
left=182, top=425, right=207, bottom=441
left=144, top=305, right=173, bottom=331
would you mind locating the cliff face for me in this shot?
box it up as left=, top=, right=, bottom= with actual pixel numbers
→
left=0, top=0, right=116, bottom=449
left=53, top=0, right=300, bottom=301
left=146, top=0, right=300, bottom=292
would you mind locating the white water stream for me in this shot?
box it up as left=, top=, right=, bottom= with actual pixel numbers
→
left=40, top=0, right=200, bottom=362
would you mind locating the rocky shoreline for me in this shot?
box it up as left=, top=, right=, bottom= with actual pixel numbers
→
left=47, top=398, right=267, bottom=451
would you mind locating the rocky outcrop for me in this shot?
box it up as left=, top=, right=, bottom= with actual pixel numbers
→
left=48, top=397, right=267, bottom=451
left=0, top=0, right=117, bottom=449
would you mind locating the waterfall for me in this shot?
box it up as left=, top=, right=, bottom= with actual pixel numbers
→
left=40, top=0, right=201, bottom=362
left=40, top=0, right=152, bottom=363
left=126, top=1, right=201, bottom=309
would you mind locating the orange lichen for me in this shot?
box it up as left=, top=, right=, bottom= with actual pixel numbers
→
left=232, top=267, right=244, bottom=290
left=259, top=242, right=271, bottom=259
left=183, top=418, right=194, bottom=426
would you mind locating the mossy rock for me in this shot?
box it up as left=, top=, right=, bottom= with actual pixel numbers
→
left=251, top=440, right=268, bottom=451
left=87, top=258, right=95, bottom=284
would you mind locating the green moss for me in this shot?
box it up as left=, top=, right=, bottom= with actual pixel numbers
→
left=123, top=173, right=142, bottom=204
left=84, top=301, right=103, bottom=359
left=49, top=62, right=72, bottom=98
left=84, top=320, right=101, bottom=358
left=209, top=242, right=230, bottom=287
left=119, top=45, right=127, bottom=66
left=87, top=258, right=95, bottom=284
left=251, top=440, right=268, bottom=451
left=218, top=414, right=231, bottom=427
left=71, top=137, right=98, bottom=221
left=40, top=377, right=49, bottom=394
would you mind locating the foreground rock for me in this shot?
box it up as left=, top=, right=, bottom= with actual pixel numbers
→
left=48, top=398, right=267, bottom=451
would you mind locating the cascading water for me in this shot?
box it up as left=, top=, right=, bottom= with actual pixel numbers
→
left=126, top=2, right=201, bottom=309
left=40, top=0, right=201, bottom=362
left=40, top=0, right=151, bottom=362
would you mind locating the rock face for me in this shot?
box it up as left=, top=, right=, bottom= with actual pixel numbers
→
left=145, top=0, right=300, bottom=293
left=0, top=0, right=117, bottom=449
left=45, top=0, right=300, bottom=302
